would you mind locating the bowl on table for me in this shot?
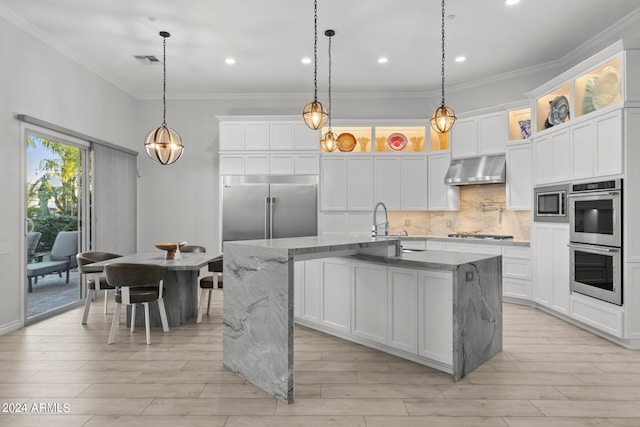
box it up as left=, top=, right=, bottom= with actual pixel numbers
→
left=155, top=242, right=186, bottom=260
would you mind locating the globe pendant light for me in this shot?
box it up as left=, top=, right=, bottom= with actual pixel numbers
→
left=320, top=29, right=338, bottom=152
left=430, top=0, right=457, bottom=134
left=144, top=31, right=184, bottom=165
left=302, top=0, right=328, bottom=130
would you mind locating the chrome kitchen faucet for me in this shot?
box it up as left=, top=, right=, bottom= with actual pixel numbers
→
left=372, top=202, right=389, bottom=237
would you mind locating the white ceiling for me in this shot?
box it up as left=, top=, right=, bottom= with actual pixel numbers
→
left=1, top=0, right=640, bottom=100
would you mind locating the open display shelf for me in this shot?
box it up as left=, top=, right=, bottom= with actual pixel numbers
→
left=374, top=126, right=426, bottom=153
left=508, top=107, right=532, bottom=141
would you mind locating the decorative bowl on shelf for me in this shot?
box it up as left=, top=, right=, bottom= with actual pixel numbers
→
left=337, top=133, right=357, bottom=152
left=549, top=95, right=570, bottom=125
left=387, top=133, right=407, bottom=151
left=155, top=242, right=186, bottom=260
left=592, top=66, right=620, bottom=110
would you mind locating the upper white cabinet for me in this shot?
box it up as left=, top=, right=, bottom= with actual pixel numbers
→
left=450, top=112, right=507, bottom=159
left=374, top=156, right=429, bottom=211
left=506, top=143, right=532, bottom=210
left=427, top=153, right=460, bottom=211
left=320, top=157, right=374, bottom=211
left=218, top=118, right=320, bottom=152
left=533, top=127, right=570, bottom=185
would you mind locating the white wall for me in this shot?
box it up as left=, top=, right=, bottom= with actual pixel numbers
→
left=0, top=16, right=138, bottom=332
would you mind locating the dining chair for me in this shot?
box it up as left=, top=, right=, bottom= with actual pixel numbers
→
left=105, top=263, right=169, bottom=345
left=197, top=255, right=223, bottom=323
left=76, top=252, right=122, bottom=325
left=180, top=245, right=206, bottom=253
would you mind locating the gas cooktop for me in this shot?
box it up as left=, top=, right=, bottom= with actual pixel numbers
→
left=447, top=233, right=514, bottom=241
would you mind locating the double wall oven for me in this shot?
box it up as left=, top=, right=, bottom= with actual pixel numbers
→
left=567, top=179, right=622, bottom=305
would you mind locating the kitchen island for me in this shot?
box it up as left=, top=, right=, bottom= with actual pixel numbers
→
left=223, top=236, right=502, bottom=403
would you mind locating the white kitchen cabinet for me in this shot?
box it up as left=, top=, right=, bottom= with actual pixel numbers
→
left=347, top=157, right=374, bottom=210
left=320, top=157, right=373, bottom=211
left=320, top=157, right=348, bottom=210
left=441, top=241, right=501, bottom=256
left=300, top=259, right=321, bottom=324
left=533, top=127, right=570, bottom=184
left=533, top=222, right=570, bottom=314
left=418, top=270, right=453, bottom=365
left=402, top=157, right=429, bottom=210
left=570, top=120, right=595, bottom=180
left=594, top=109, right=623, bottom=177
left=387, top=267, right=418, bottom=353
left=244, top=154, right=270, bottom=175
left=502, top=246, right=532, bottom=300
left=294, top=122, right=321, bottom=150
left=269, top=154, right=294, bottom=174
left=506, top=143, right=532, bottom=210
left=427, top=153, right=460, bottom=211
left=219, top=122, right=245, bottom=151
left=269, top=122, right=295, bottom=150
left=219, top=154, right=244, bottom=175
left=351, top=262, right=388, bottom=344
left=320, top=258, right=351, bottom=333
left=244, top=122, right=270, bottom=150
left=374, top=156, right=428, bottom=211
left=450, top=118, right=477, bottom=158
left=374, top=157, right=402, bottom=210
left=294, top=154, right=319, bottom=174
left=450, top=112, right=507, bottom=159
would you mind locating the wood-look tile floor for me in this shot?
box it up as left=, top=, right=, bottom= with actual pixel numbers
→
left=2, top=292, right=640, bottom=426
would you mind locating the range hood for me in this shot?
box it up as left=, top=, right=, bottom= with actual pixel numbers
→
left=444, top=154, right=506, bottom=186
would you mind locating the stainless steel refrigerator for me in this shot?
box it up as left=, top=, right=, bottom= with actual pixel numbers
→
left=222, top=175, right=318, bottom=244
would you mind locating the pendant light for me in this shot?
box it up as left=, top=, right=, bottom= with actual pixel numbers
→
left=302, top=0, right=328, bottom=130
left=320, top=29, right=338, bottom=152
left=144, top=31, right=184, bottom=165
left=430, top=0, right=457, bottom=134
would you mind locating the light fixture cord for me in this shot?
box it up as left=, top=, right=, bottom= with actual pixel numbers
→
left=313, top=0, right=319, bottom=102
left=440, top=0, right=446, bottom=108
left=327, top=32, right=332, bottom=130
left=162, top=34, right=167, bottom=127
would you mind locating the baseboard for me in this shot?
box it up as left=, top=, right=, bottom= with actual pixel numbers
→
left=0, top=319, right=23, bottom=336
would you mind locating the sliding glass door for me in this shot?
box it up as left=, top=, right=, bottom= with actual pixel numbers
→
left=25, top=129, right=89, bottom=322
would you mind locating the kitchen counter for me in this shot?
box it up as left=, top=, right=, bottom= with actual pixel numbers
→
left=398, top=235, right=530, bottom=247
left=223, top=235, right=502, bottom=403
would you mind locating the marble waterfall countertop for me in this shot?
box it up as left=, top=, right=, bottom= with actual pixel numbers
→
left=223, top=235, right=503, bottom=403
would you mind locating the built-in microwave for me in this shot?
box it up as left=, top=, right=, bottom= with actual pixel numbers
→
left=534, top=184, right=569, bottom=223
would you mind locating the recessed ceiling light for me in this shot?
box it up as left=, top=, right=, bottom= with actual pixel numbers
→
left=301, top=57, right=312, bottom=64
left=505, top=0, right=520, bottom=5
left=225, top=58, right=236, bottom=65
left=377, top=57, right=388, bottom=64
left=455, top=56, right=466, bottom=63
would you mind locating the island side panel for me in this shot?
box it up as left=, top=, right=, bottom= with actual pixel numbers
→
left=452, top=256, right=503, bottom=380
left=223, top=243, right=294, bottom=403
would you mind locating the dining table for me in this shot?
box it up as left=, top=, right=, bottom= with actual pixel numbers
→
left=84, top=251, right=220, bottom=327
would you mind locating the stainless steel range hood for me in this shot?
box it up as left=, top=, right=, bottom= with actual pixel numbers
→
left=444, top=154, right=506, bottom=185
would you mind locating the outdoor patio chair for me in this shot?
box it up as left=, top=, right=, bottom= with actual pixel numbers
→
left=26, top=230, right=78, bottom=292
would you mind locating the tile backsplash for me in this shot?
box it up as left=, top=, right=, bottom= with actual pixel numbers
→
left=388, top=184, right=531, bottom=241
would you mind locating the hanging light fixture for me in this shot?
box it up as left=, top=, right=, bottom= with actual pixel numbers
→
left=144, top=31, right=184, bottom=165
left=430, top=0, right=457, bottom=134
left=302, top=0, right=328, bottom=130
left=320, top=29, right=338, bottom=152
